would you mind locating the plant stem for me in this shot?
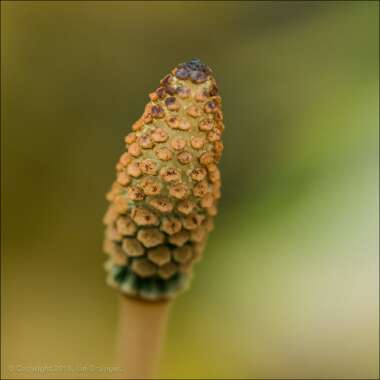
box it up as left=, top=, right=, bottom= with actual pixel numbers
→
left=115, top=295, right=172, bottom=379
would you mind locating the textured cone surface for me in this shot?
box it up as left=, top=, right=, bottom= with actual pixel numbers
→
left=103, top=59, right=224, bottom=300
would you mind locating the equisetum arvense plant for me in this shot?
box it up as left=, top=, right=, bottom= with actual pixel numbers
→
left=103, top=59, right=224, bottom=302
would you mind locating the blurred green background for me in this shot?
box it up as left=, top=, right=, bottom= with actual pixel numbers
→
left=1, top=1, right=379, bottom=379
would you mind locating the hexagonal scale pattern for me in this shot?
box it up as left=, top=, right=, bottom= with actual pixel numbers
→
left=103, top=59, right=224, bottom=300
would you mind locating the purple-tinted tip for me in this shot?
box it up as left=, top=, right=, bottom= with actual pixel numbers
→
left=176, top=59, right=212, bottom=83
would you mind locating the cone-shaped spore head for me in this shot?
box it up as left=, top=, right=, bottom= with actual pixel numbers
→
left=103, top=60, right=224, bottom=301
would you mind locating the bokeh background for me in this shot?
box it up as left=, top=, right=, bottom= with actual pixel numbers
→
left=1, top=1, right=379, bottom=379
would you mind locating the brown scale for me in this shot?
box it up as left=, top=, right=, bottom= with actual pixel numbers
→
left=169, top=183, right=189, bottom=199
left=116, top=216, right=137, bottom=236
left=103, top=59, right=224, bottom=301
left=148, top=246, right=171, bottom=266
left=137, top=228, right=165, bottom=248
left=130, top=207, right=159, bottom=226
